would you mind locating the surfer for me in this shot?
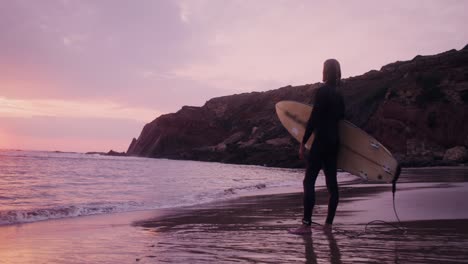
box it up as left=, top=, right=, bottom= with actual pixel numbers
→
left=290, top=59, right=345, bottom=235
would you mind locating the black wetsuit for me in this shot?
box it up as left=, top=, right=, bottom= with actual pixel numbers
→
left=301, top=84, right=345, bottom=225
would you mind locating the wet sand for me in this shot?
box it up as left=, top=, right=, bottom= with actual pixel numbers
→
left=1, top=167, right=468, bottom=263
left=136, top=184, right=468, bottom=263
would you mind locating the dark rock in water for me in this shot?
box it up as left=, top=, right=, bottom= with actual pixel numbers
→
left=53, top=150, right=77, bottom=154
left=106, top=150, right=127, bottom=157
left=86, top=150, right=126, bottom=156
left=127, top=46, right=468, bottom=168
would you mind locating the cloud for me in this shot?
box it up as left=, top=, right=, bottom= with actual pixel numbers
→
left=172, top=0, right=468, bottom=90
left=0, top=115, right=143, bottom=152
left=2, top=0, right=467, bottom=111
left=0, top=0, right=203, bottom=108
left=1, top=0, right=467, bottom=151
left=177, top=0, right=191, bottom=23
left=62, top=34, right=87, bottom=50
left=0, top=97, right=158, bottom=122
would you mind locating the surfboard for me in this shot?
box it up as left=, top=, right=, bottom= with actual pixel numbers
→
left=275, top=100, right=399, bottom=183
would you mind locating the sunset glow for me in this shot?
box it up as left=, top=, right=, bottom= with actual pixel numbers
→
left=0, top=97, right=158, bottom=121
left=1, top=0, right=467, bottom=152
left=1, top=2, right=468, bottom=263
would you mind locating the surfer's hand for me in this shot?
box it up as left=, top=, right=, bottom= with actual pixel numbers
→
left=299, top=144, right=305, bottom=160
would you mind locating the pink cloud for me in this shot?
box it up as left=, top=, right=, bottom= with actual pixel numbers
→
left=1, top=0, right=467, bottom=151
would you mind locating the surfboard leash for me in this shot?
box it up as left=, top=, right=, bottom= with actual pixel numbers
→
left=311, top=164, right=407, bottom=239
left=391, top=165, right=404, bottom=226
left=362, top=164, right=407, bottom=236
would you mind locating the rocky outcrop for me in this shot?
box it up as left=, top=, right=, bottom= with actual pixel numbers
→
left=106, top=150, right=127, bottom=157
left=85, top=150, right=127, bottom=156
left=127, top=46, right=468, bottom=167
left=365, top=48, right=468, bottom=166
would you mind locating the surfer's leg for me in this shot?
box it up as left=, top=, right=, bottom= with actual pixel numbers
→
left=323, top=150, right=339, bottom=225
left=303, top=145, right=321, bottom=225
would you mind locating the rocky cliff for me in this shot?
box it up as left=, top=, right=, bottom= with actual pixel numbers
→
left=127, top=46, right=468, bottom=167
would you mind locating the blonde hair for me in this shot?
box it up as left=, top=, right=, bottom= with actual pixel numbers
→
left=323, top=59, right=341, bottom=86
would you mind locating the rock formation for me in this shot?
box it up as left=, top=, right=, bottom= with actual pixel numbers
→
left=127, top=46, right=468, bottom=167
left=443, top=146, right=468, bottom=163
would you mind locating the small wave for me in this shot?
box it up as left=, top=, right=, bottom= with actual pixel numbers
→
left=0, top=205, right=120, bottom=225
left=174, top=183, right=271, bottom=208
left=223, top=183, right=267, bottom=195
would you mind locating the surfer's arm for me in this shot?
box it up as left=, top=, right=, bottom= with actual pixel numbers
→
left=302, top=112, right=316, bottom=145
left=302, top=89, right=322, bottom=144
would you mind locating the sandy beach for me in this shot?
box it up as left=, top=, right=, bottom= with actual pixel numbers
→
left=1, top=167, right=468, bottom=263
left=2, top=1, right=468, bottom=263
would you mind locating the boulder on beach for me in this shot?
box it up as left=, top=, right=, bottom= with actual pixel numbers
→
left=443, top=146, right=468, bottom=163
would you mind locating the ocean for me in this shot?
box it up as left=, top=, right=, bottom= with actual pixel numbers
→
left=0, top=150, right=358, bottom=225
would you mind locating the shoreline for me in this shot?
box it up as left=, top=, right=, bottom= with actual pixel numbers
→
left=2, top=149, right=467, bottom=169
left=0, top=166, right=467, bottom=228
left=134, top=180, right=468, bottom=263
left=115, top=155, right=468, bottom=169
left=1, top=168, right=468, bottom=263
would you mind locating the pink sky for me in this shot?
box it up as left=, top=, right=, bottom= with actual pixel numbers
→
left=1, top=0, right=467, bottom=152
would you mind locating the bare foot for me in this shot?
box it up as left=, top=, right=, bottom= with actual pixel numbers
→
left=323, top=223, right=333, bottom=233
left=288, top=224, right=312, bottom=235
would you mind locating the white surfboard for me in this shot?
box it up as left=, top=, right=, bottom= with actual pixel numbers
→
left=275, top=100, right=400, bottom=183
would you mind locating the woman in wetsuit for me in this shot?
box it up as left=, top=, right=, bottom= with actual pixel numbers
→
left=290, top=59, right=345, bottom=235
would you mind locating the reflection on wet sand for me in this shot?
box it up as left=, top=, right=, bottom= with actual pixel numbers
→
left=325, top=229, right=342, bottom=264
left=303, top=235, right=317, bottom=264
left=136, top=168, right=468, bottom=263
left=303, top=229, right=342, bottom=264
